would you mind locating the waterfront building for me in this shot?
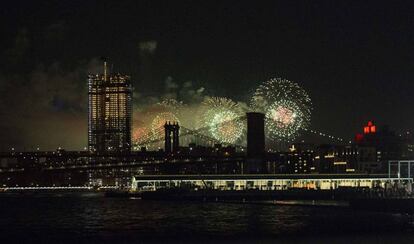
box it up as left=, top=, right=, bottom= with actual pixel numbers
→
left=131, top=174, right=413, bottom=192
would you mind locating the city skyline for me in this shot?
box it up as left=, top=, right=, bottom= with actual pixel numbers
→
left=1, top=1, right=414, bottom=151
left=2, top=2, right=414, bottom=243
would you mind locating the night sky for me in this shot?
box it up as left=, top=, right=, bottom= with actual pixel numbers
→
left=1, top=0, right=414, bottom=150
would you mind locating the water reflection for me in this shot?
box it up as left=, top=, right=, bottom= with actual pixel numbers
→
left=0, top=196, right=412, bottom=242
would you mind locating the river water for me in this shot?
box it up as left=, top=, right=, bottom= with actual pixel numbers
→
left=0, top=195, right=414, bottom=243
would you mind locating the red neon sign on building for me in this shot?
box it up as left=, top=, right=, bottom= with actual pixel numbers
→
left=363, top=121, right=376, bottom=134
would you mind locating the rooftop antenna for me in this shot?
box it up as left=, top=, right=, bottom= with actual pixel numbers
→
left=104, top=60, right=108, bottom=82
left=101, top=56, right=108, bottom=82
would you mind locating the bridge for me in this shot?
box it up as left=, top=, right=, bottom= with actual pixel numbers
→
left=0, top=150, right=245, bottom=172
left=0, top=115, right=351, bottom=190
left=133, top=114, right=346, bottom=150
left=0, top=114, right=348, bottom=175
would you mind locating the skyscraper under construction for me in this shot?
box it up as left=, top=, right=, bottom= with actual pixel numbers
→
left=88, top=61, right=132, bottom=153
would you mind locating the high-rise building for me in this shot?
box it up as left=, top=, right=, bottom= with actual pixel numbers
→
left=88, top=61, right=132, bottom=153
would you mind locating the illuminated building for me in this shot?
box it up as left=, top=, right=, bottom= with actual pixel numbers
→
left=88, top=61, right=132, bottom=153
left=132, top=174, right=412, bottom=192
left=341, top=121, right=414, bottom=174
left=353, top=121, right=410, bottom=172
left=266, top=150, right=314, bottom=174
left=311, top=144, right=360, bottom=174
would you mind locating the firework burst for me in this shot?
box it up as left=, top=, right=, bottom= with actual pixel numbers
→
left=151, top=112, right=180, bottom=138
left=251, top=78, right=312, bottom=140
left=132, top=127, right=153, bottom=147
left=133, top=102, right=181, bottom=149
left=201, top=97, right=245, bottom=144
